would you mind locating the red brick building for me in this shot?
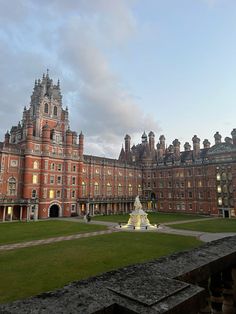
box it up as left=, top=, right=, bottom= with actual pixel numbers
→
left=0, top=73, right=236, bottom=221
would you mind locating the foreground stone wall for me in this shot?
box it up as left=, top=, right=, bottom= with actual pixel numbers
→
left=1, top=236, right=236, bottom=313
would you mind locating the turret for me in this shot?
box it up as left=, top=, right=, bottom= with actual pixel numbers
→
left=79, top=131, right=84, bottom=157
left=214, top=132, right=222, bottom=145
left=203, top=139, right=211, bottom=149
left=72, top=131, right=77, bottom=145
left=231, top=129, right=236, bottom=145
left=159, top=135, right=165, bottom=149
left=148, top=131, right=155, bottom=152
left=172, top=139, right=180, bottom=158
left=168, top=145, right=174, bottom=154
left=184, top=142, right=191, bottom=151
left=124, top=134, right=131, bottom=153
left=225, top=137, right=233, bottom=145
left=192, top=135, right=200, bottom=159
left=4, top=131, right=10, bottom=144
left=141, top=131, right=147, bottom=144
left=66, top=128, right=73, bottom=145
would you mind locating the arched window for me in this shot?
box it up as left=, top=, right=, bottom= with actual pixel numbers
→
left=106, top=183, right=112, bottom=196
left=118, top=183, right=122, bottom=196
left=82, top=182, right=86, bottom=197
left=94, top=182, right=99, bottom=196
left=128, top=184, right=132, bottom=196
left=8, top=177, right=16, bottom=195
left=33, top=161, right=39, bottom=169
left=53, top=106, right=57, bottom=116
left=44, top=103, right=49, bottom=113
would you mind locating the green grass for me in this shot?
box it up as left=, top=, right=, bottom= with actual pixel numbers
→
left=170, top=218, right=236, bottom=233
left=0, top=232, right=202, bottom=303
left=93, top=212, right=208, bottom=223
left=0, top=220, right=107, bottom=245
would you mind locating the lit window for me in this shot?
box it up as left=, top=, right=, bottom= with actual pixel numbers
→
left=128, top=184, right=132, bottom=196
left=216, top=173, right=221, bottom=181
left=187, top=181, right=191, bottom=188
left=217, top=186, right=222, bottom=193
left=218, top=197, right=222, bottom=206
left=33, top=161, right=39, bottom=169
left=82, top=182, right=86, bottom=197
left=49, top=190, right=54, bottom=199
left=33, top=174, right=38, bottom=184
left=198, top=180, right=202, bottom=187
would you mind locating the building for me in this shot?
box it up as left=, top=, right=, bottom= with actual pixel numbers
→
left=0, top=72, right=236, bottom=221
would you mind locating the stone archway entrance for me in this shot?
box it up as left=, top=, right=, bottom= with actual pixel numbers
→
left=49, top=204, right=60, bottom=217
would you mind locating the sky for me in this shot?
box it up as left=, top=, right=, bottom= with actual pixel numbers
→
left=0, top=0, right=236, bottom=158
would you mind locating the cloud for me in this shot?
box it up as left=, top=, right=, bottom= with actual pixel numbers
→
left=0, top=0, right=159, bottom=158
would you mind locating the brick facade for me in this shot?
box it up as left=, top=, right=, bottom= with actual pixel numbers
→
left=0, top=72, right=236, bottom=221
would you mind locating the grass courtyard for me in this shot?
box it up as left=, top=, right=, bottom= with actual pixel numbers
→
left=0, top=220, right=107, bottom=245
left=170, top=218, right=236, bottom=233
left=0, top=232, right=201, bottom=303
left=93, top=212, right=208, bottom=224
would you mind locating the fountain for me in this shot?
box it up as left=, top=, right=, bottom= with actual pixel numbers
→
left=120, top=196, right=157, bottom=230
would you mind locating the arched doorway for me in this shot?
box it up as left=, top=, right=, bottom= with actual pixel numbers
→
left=49, top=204, right=60, bottom=217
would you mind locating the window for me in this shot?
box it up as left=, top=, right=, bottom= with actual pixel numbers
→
left=53, top=106, right=57, bottom=116
left=82, top=182, right=86, bottom=197
left=181, top=181, right=184, bottom=188
left=218, top=197, right=222, bottom=206
left=56, top=190, right=61, bottom=198
left=198, top=180, right=202, bottom=187
left=33, top=161, right=39, bottom=169
left=71, top=204, right=76, bottom=212
left=189, top=203, right=192, bottom=210
left=51, top=163, right=55, bottom=170
left=49, top=190, right=54, bottom=199
left=118, top=184, right=122, bottom=196
left=168, top=181, right=172, bottom=188
left=128, top=184, right=132, bottom=196
left=50, top=176, right=54, bottom=184
left=8, top=177, right=16, bottom=195
left=223, top=185, right=227, bottom=193
left=221, top=172, right=227, bottom=181
left=94, top=182, right=99, bottom=196
left=138, top=184, right=142, bottom=195
left=168, top=204, right=172, bottom=210
left=32, top=174, right=38, bottom=184
left=216, top=173, right=221, bottom=181
left=72, top=190, right=76, bottom=198
left=188, top=191, right=193, bottom=198
left=95, top=168, right=100, bottom=174
left=58, top=164, right=62, bottom=171
left=57, top=176, right=62, bottom=184
left=198, top=192, right=203, bottom=199
left=107, top=183, right=112, bottom=196
left=72, top=165, right=76, bottom=172
left=32, top=190, right=37, bottom=198
left=217, top=185, right=222, bottom=193
left=168, top=192, right=172, bottom=198
left=72, top=177, right=76, bottom=185
left=44, top=103, right=48, bottom=113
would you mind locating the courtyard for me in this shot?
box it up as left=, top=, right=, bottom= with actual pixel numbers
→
left=0, top=213, right=235, bottom=304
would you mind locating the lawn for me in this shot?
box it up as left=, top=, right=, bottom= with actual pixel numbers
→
left=0, top=220, right=107, bottom=245
left=93, top=212, right=208, bottom=224
left=0, top=232, right=202, bottom=303
left=170, top=218, right=236, bottom=233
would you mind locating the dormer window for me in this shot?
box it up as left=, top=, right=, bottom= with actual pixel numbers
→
left=44, top=103, right=49, bottom=113
left=53, top=106, right=57, bottom=116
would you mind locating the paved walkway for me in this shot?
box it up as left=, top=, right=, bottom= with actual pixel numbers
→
left=0, top=229, right=117, bottom=252
left=0, top=217, right=235, bottom=251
